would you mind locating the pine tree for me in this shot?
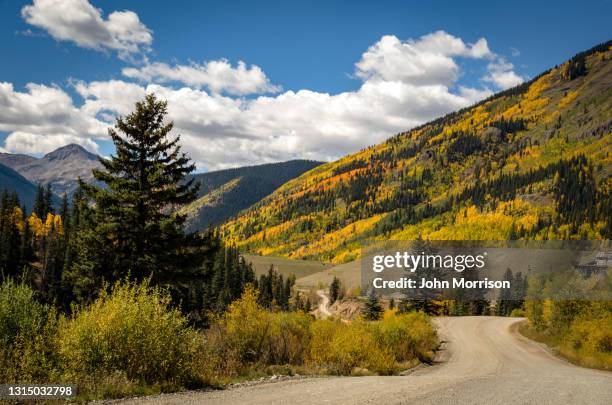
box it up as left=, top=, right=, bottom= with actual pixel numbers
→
left=44, top=184, right=54, bottom=214
left=59, top=194, right=69, bottom=224
left=363, top=288, right=383, bottom=320
left=33, top=184, right=46, bottom=219
left=78, top=94, right=204, bottom=285
left=496, top=268, right=514, bottom=316
left=329, top=276, right=341, bottom=303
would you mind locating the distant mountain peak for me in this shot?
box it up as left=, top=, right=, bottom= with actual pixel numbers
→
left=43, top=144, right=99, bottom=161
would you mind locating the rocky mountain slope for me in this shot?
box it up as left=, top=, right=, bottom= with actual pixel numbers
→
left=222, top=41, right=612, bottom=263
left=182, top=160, right=323, bottom=231
left=0, top=144, right=102, bottom=196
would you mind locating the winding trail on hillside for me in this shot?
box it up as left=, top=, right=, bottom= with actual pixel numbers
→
left=115, top=317, right=612, bottom=405
left=315, top=289, right=332, bottom=319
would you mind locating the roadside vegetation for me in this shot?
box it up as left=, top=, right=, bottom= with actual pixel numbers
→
left=0, top=280, right=438, bottom=400
left=521, top=269, right=612, bottom=370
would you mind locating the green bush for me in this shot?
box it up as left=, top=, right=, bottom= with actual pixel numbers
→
left=57, top=281, right=200, bottom=386
left=0, top=280, right=46, bottom=349
left=0, top=280, right=58, bottom=382
left=1, top=280, right=440, bottom=397
left=509, top=308, right=526, bottom=317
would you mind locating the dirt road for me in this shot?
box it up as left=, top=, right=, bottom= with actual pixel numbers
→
left=315, top=289, right=332, bottom=318
left=115, top=317, right=612, bottom=405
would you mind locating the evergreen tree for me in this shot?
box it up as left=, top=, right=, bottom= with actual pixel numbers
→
left=329, top=276, right=341, bottom=303
left=496, top=268, right=514, bottom=316
left=44, top=184, right=54, bottom=214
left=77, top=94, right=204, bottom=285
left=363, top=288, right=383, bottom=320
left=59, top=195, right=69, bottom=224
left=33, top=184, right=46, bottom=219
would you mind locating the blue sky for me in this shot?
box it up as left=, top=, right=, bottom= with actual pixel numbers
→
left=0, top=0, right=610, bottom=169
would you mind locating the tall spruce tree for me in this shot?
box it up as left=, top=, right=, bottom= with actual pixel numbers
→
left=79, top=94, right=203, bottom=285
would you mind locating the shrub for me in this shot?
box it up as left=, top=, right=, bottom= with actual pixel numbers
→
left=0, top=280, right=46, bottom=349
left=214, top=286, right=272, bottom=363
left=267, top=311, right=312, bottom=365
left=57, top=281, right=199, bottom=386
left=374, top=312, right=437, bottom=363
left=0, top=280, right=58, bottom=382
left=567, top=314, right=611, bottom=353
left=509, top=308, right=526, bottom=317
left=205, top=287, right=313, bottom=369
left=209, top=288, right=439, bottom=377
left=309, top=320, right=396, bottom=375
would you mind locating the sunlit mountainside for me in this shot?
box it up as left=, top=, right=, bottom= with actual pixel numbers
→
left=222, top=41, right=612, bottom=263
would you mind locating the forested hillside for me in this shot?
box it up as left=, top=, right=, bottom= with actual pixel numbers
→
left=223, top=41, right=612, bottom=263
left=182, top=160, right=322, bottom=231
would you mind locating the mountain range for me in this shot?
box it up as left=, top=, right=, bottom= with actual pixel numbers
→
left=221, top=41, right=612, bottom=263
left=0, top=144, right=102, bottom=197
left=0, top=143, right=322, bottom=230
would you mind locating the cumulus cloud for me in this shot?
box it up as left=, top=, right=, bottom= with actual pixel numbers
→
left=484, top=58, right=525, bottom=90
left=21, top=0, right=152, bottom=62
left=0, top=82, right=106, bottom=148
left=1, top=31, right=524, bottom=169
left=122, top=60, right=281, bottom=95
left=71, top=74, right=490, bottom=169
left=355, top=31, right=493, bottom=85
left=4, top=132, right=100, bottom=155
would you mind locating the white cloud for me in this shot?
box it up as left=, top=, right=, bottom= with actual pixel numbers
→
left=484, top=59, right=525, bottom=90
left=73, top=79, right=146, bottom=118
left=21, top=0, right=152, bottom=62
left=0, top=82, right=106, bottom=146
left=4, top=132, right=99, bottom=155
left=122, top=60, right=281, bottom=95
left=1, top=31, right=523, bottom=169
left=71, top=74, right=490, bottom=169
left=355, top=31, right=493, bottom=85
